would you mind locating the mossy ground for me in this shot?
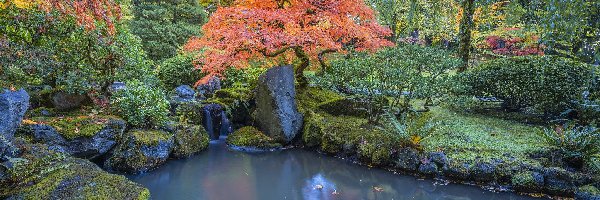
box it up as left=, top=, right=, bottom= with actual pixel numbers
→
left=0, top=142, right=149, bottom=200
left=422, top=106, right=549, bottom=167
left=226, top=126, right=282, bottom=149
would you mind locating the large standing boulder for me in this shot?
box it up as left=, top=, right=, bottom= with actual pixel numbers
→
left=104, top=130, right=173, bottom=173
left=0, top=89, right=29, bottom=140
left=51, top=91, right=89, bottom=111
left=0, top=89, right=29, bottom=161
left=254, top=65, right=303, bottom=143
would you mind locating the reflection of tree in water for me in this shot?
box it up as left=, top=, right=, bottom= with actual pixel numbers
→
left=131, top=142, right=538, bottom=200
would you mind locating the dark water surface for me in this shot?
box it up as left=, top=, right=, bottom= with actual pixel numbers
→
left=128, top=139, right=540, bottom=200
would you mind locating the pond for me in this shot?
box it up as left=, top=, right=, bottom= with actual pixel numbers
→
left=128, top=138, right=540, bottom=200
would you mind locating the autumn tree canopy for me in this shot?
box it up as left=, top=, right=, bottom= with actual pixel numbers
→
left=186, top=0, right=394, bottom=86
left=1, top=0, right=122, bottom=35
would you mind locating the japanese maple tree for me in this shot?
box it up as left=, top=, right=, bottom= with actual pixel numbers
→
left=185, top=0, right=394, bottom=86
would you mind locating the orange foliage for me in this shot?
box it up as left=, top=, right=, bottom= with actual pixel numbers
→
left=7, top=0, right=123, bottom=35
left=186, top=0, right=394, bottom=85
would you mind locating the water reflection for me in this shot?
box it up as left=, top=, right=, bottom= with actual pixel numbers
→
left=128, top=139, right=541, bottom=200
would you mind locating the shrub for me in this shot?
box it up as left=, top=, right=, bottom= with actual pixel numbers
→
left=316, top=45, right=461, bottom=115
left=539, top=122, right=600, bottom=160
left=0, top=6, right=157, bottom=94
left=130, top=0, right=207, bottom=61
left=111, top=80, right=170, bottom=128
left=384, top=111, right=439, bottom=150
left=221, top=66, right=267, bottom=89
left=157, top=52, right=202, bottom=89
left=460, top=55, right=596, bottom=115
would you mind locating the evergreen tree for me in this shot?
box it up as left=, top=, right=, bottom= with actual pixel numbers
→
left=130, top=0, right=207, bottom=61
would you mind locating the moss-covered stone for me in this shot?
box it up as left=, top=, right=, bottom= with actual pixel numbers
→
left=104, top=130, right=173, bottom=173
left=31, top=115, right=121, bottom=141
left=226, top=126, right=281, bottom=149
left=175, top=102, right=204, bottom=125
left=296, top=87, right=343, bottom=114
left=317, top=96, right=388, bottom=118
left=511, top=171, right=544, bottom=192
left=171, top=124, right=209, bottom=158
left=576, top=185, right=600, bottom=199
left=207, top=88, right=254, bottom=128
left=0, top=142, right=149, bottom=200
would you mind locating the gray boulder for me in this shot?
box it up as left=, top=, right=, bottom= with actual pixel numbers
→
left=0, top=89, right=30, bottom=140
left=176, top=85, right=196, bottom=100
left=254, top=65, right=303, bottom=143
left=196, top=76, right=221, bottom=100
left=0, top=89, right=29, bottom=161
left=395, top=148, right=420, bottom=171
left=20, top=119, right=125, bottom=159
left=104, top=130, right=173, bottom=173
left=51, top=91, right=88, bottom=111
left=65, top=119, right=125, bottom=159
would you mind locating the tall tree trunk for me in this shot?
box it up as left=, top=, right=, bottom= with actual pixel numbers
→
left=458, top=0, right=475, bottom=72
left=294, top=47, right=310, bottom=88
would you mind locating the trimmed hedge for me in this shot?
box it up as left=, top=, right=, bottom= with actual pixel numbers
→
left=460, top=55, right=596, bottom=114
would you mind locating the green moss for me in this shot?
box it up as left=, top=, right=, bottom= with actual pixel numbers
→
left=422, top=107, right=548, bottom=166
left=29, top=115, right=121, bottom=140
left=130, top=130, right=172, bottom=146
left=297, top=87, right=343, bottom=114
left=579, top=185, right=600, bottom=195
left=175, top=102, right=204, bottom=125
left=2, top=143, right=148, bottom=200
left=226, top=126, right=281, bottom=148
left=171, top=124, right=210, bottom=158
left=26, top=107, right=56, bottom=118
left=511, top=172, right=536, bottom=189
left=207, top=88, right=253, bottom=109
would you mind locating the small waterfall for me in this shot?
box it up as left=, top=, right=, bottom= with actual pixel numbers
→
left=202, top=104, right=233, bottom=140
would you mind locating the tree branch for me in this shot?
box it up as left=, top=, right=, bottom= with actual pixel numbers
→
left=318, top=49, right=337, bottom=71
left=261, top=46, right=296, bottom=57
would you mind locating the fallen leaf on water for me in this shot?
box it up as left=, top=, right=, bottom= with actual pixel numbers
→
left=314, top=184, right=323, bottom=190
left=372, top=186, right=384, bottom=192
left=332, top=190, right=339, bottom=195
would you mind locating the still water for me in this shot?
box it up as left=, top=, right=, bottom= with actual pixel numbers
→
left=128, top=138, right=540, bottom=200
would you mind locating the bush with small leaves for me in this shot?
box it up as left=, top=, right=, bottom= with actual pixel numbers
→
left=459, top=55, right=596, bottom=115
left=157, top=52, right=202, bottom=89
left=111, top=80, right=170, bottom=128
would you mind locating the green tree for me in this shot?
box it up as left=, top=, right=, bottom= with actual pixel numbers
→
left=130, top=0, right=207, bottom=61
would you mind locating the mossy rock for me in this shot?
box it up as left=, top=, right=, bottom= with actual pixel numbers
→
left=317, top=97, right=386, bottom=118
left=175, top=101, right=205, bottom=125
left=226, top=126, right=281, bottom=149
left=105, top=130, right=173, bottom=173
left=171, top=124, right=209, bottom=158
left=207, top=88, right=254, bottom=128
left=26, top=107, right=56, bottom=118
left=31, top=115, right=120, bottom=141
left=302, top=111, right=326, bottom=147
left=511, top=171, right=544, bottom=193
left=296, top=87, right=343, bottom=114
left=0, top=142, right=149, bottom=200
left=576, top=185, right=600, bottom=200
